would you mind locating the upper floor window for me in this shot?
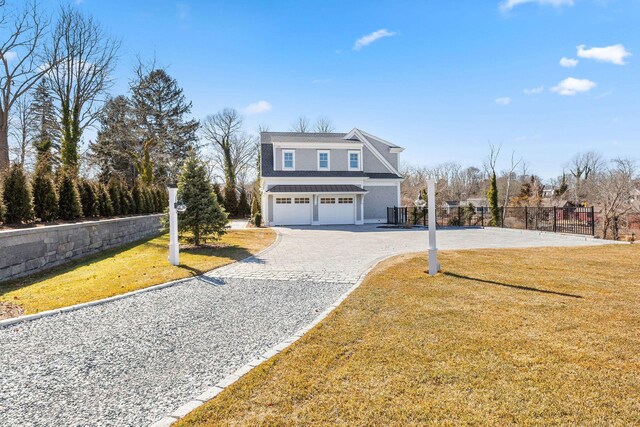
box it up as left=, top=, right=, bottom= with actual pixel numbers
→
left=348, top=150, right=361, bottom=171
left=317, top=150, right=330, bottom=170
left=283, top=150, right=295, bottom=170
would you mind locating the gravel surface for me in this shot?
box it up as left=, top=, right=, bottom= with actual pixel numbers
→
left=0, top=276, right=353, bottom=426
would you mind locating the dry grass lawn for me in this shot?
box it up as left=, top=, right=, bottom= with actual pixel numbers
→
left=0, top=229, right=275, bottom=315
left=178, top=244, right=640, bottom=426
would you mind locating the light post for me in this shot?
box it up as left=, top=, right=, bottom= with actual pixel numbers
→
left=167, top=183, right=187, bottom=266
left=416, top=179, right=439, bottom=276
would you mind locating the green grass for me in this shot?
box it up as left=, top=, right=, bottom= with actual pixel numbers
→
left=178, top=244, right=640, bottom=426
left=0, top=229, right=275, bottom=315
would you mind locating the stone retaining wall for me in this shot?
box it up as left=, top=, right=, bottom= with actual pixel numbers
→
left=0, top=215, right=163, bottom=282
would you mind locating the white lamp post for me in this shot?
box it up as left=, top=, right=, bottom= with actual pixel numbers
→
left=167, top=183, right=187, bottom=266
left=416, top=179, right=439, bottom=276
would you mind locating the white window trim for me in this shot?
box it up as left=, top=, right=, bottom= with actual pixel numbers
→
left=282, top=149, right=295, bottom=170
left=348, top=150, right=361, bottom=171
left=317, top=150, right=330, bottom=171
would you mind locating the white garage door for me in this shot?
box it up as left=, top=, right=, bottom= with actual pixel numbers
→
left=273, top=196, right=311, bottom=225
left=318, top=196, right=355, bottom=225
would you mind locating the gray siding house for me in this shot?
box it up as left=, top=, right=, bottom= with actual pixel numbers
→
left=260, top=128, right=404, bottom=226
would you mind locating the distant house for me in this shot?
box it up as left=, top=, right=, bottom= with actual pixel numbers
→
left=442, top=198, right=488, bottom=214
left=260, top=129, right=404, bottom=226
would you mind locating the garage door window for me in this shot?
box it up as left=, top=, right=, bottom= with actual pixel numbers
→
left=338, top=197, right=354, bottom=204
left=294, top=197, right=310, bottom=204
left=276, top=198, right=291, bottom=204
left=320, top=197, right=335, bottom=204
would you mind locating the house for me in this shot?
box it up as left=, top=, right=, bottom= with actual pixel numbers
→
left=260, top=128, right=404, bottom=226
left=442, top=198, right=488, bottom=214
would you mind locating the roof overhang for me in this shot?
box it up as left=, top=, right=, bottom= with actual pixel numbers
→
left=266, top=184, right=368, bottom=194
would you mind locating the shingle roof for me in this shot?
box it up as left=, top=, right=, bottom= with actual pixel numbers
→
left=260, top=144, right=402, bottom=179
left=266, top=185, right=368, bottom=193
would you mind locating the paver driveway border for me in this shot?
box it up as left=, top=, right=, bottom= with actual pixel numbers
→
left=0, top=229, right=283, bottom=329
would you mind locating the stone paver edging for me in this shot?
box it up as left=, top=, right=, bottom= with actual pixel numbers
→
left=0, top=228, right=282, bottom=330
left=149, top=250, right=387, bottom=427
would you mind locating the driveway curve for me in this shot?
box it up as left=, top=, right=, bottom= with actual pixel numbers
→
left=0, top=226, right=612, bottom=426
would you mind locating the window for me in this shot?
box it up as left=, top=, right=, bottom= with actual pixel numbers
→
left=282, top=150, right=295, bottom=170
left=348, top=151, right=360, bottom=171
left=338, top=197, right=354, bottom=204
left=294, top=197, right=310, bottom=204
left=275, top=198, right=291, bottom=204
left=317, top=150, right=330, bottom=170
left=320, top=197, right=336, bottom=204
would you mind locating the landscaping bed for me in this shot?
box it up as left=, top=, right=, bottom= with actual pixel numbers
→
left=178, top=243, right=640, bottom=426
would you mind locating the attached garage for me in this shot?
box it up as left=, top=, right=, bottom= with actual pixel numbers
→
left=319, top=196, right=355, bottom=225
left=273, top=196, right=311, bottom=225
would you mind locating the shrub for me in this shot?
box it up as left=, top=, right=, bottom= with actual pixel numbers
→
left=178, top=151, right=229, bottom=245
left=32, top=165, right=59, bottom=222
left=253, top=212, right=262, bottom=228
left=57, top=172, right=83, bottom=220
left=2, top=164, right=35, bottom=224
left=121, top=188, right=134, bottom=215
left=79, top=179, right=99, bottom=217
left=143, top=187, right=153, bottom=214
left=97, top=183, right=114, bottom=217
left=250, top=188, right=261, bottom=219
left=0, top=184, right=5, bottom=224
left=131, top=181, right=144, bottom=214
left=108, top=178, right=122, bottom=215
left=238, top=188, right=250, bottom=218
left=223, top=184, right=238, bottom=217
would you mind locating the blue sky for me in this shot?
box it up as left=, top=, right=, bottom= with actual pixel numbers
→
left=52, top=0, right=640, bottom=178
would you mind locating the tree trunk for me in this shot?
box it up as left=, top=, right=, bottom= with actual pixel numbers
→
left=0, top=113, right=9, bottom=171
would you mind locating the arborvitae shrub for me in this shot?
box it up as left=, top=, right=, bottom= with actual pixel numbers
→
left=79, top=179, right=99, bottom=217
left=2, top=164, right=35, bottom=224
left=121, top=188, right=134, bottom=215
left=108, top=179, right=122, bottom=215
left=238, top=188, right=250, bottom=218
left=224, top=184, right=238, bottom=217
left=97, top=183, right=114, bottom=217
left=58, top=172, right=83, bottom=220
left=131, top=181, right=144, bottom=214
left=32, top=164, right=59, bottom=222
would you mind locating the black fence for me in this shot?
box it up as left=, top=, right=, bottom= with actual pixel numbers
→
left=387, top=206, right=596, bottom=236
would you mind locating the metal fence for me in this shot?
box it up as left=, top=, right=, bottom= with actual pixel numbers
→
left=387, top=206, right=596, bottom=236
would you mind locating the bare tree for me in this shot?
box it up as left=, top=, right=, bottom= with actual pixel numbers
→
left=47, top=5, right=119, bottom=172
left=502, top=150, right=522, bottom=218
left=314, top=116, right=334, bottom=133
left=201, top=108, right=244, bottom=190
left=567, top=151, right=604, bottom=203
left=290, top=115, right=310, bottom=133
left=0, top=0, right=56, bottom=171
left=8, top=95, right=33, bottom=167
left=593, top=158, right=637, bottom=240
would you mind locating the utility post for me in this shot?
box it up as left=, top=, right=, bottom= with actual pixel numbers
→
left=427, top=179, right=439, bottom=276
left=168, top=183, right=179, bottom=266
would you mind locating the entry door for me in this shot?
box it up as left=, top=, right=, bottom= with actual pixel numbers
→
left=318, top=195, right=355, bottom=225
left=273, top=196, right=312, bottom=225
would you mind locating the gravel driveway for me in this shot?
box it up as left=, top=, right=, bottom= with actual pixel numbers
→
left=0, top=226, right=613, bottom=426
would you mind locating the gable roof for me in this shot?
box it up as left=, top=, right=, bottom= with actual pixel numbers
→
left=261, top=132, right=353, bottom=144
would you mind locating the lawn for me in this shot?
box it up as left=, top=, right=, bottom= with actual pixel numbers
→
left=178, top=244, right=640, bottom=426
left=0, top=228, right=275, bottom=316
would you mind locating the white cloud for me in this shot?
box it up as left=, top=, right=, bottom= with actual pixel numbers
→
left=577, top=44, right=631, bottom=65
left=176, top=2, right=191, bottom=20
left=2, top=51, right=17, bottom=62
left=243, top=100, right=272, bottom=115
left=353, top=29, right=396, bottom=50
left=495, top=97, right=511, bottom=106
left=500, top=0, right=574, bottom=11
left=524, top=86, right=544, bottom=95
left=551, top=77, right=596, bottom=95
left=560, top=57, right=578, bottom=67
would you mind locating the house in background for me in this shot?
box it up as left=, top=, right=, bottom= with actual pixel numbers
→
left=260, top=129, right=403, bottom=226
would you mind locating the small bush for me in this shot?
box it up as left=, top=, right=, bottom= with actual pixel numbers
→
left=238, top=188, right=250, bottom=218
left=2, top=164, right=35, bottom=224
left=131, top=181, right=144, bottom=214
left=58, top=172, right=83, bottom=220
left=253, top=212, right=262, bottom=228
left=32, top=165, right=59, bottom=222
left=108, top=178, right=122, bottom=215
left=79, top=179, right=99, bottom=217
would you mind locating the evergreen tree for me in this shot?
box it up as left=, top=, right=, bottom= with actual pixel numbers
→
left=213, top=182, right=224, bottom=204
left=487, top=171, right=501, bottom=226
left=122, top=188, right=134, bottom=215
left=238, top=188, right=250, bottom=218
left=29, top=80, right=60, bottom=172
left=32, top=164, right=59, bottom=222
left=108, top=178, right=122, bottom=215
left=97, top=183, right=114, bottom=217
left=57, top=172, right=83, bottom=220
left=0, top=186, right=5, bottom=223
left=2, top=164, right=34, bottom=223
left=143, top=187, right=153, bottom=213
left=79, top=180, right=99, bottom=217
left=131, top=181, right=145, bottom=214
left=131, top=67, right=199, bottom=181
left=178, top=151, right=228, bottom=245
left=250, top=189, right=260, bottom=220
left=224, top=184, right=238, bottom=217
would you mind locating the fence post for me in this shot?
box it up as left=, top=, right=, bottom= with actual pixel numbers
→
left=501, top=207, right=505, bottom=228
left=524, top=206, right=528, bottom=230
left=553, top=206, right=557, bottom=233
left=591, top=206, right=595, bottom=236
left=481, top=208, right=484, bottom=227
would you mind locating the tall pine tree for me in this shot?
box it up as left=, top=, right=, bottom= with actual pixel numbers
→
left=29, top=80, right=60, bottom=172
left=488, top=172, right=501, bottom=226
